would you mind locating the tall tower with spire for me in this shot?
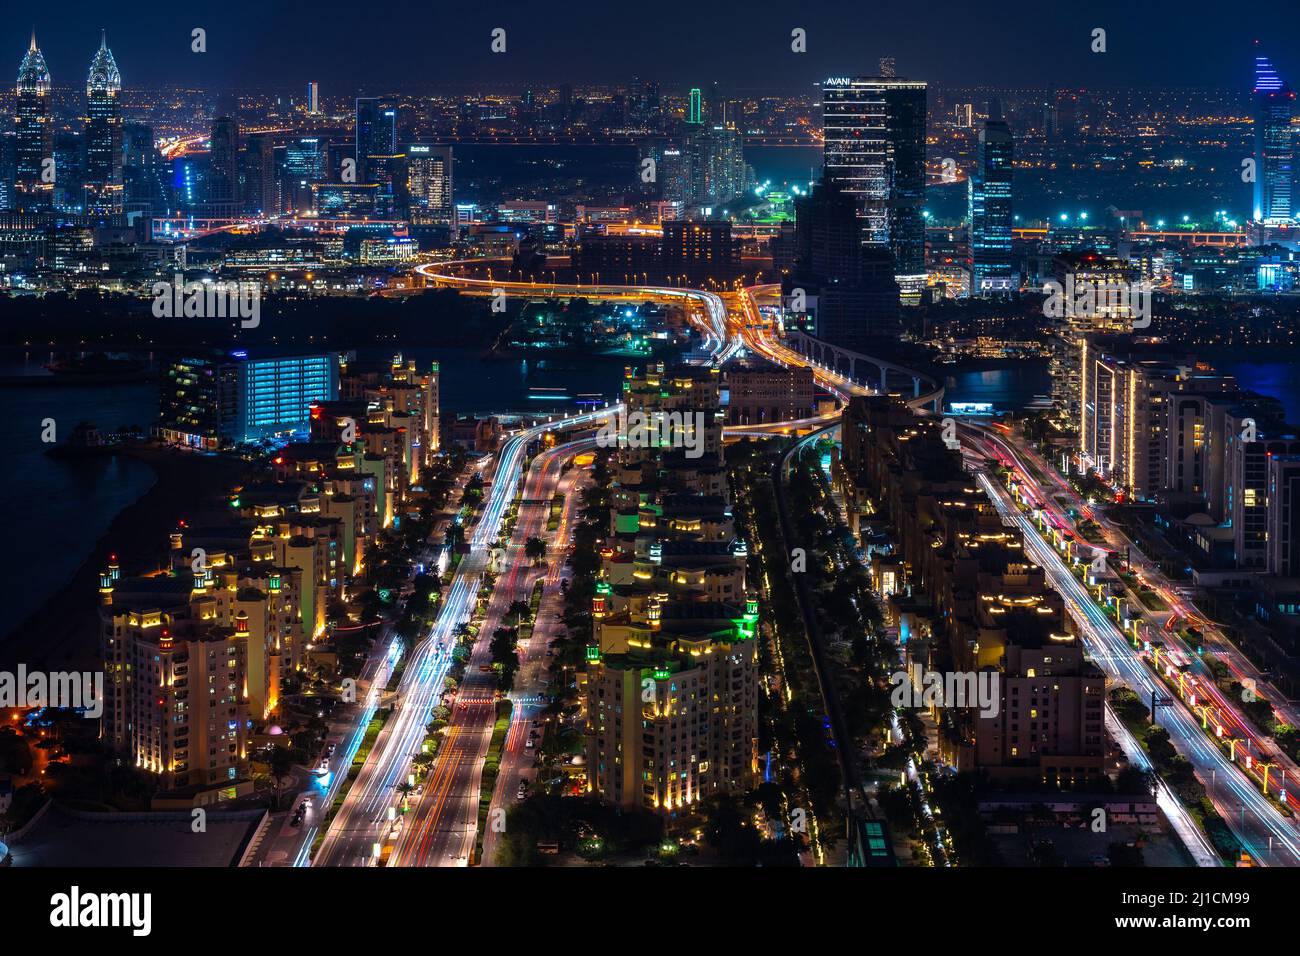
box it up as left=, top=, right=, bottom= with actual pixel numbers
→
left=14, top=29, right=54, bottom=211
left=85, top=30, right=124, bottom=220
left=1253, top=41, right=1295, bottom=224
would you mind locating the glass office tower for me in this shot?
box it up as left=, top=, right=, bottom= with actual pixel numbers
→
left=821, top=75, right=928, bottom=294
left=968, top=110, right=1015, bottom=294
left=1253, top=50, right=1295, bottom=224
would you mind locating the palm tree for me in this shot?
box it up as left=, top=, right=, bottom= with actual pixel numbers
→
left=395, top=781, right=416, bottom=807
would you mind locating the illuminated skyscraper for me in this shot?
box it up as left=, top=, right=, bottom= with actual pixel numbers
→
left=1253, top=47, right=1295, bottom=224
left=405, top=143, right=453, bottom=228
left=84, top=31, right=123, bottom=221
left=968, top=107, right=1015, bottom=295
left=356, top=97, right=394, bottom=182
left=356, top=98, right=402, bottom=215
left=307, top=81, right=319, bottom=115
left=821, top=75, right=928, bottom=295
left=687, top=88, right=703, bottom=125
left=14, top=30, right=53, bottom=211
left=283, top=136, right=328, bottom=214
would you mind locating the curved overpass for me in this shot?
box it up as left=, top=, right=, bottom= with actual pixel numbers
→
left=739, top=284, right=944, bottom=413
left=412, top=259, right=737, bottom=363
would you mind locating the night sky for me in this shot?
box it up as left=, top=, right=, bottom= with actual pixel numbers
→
left=5, top=0, right=1296, bottom=92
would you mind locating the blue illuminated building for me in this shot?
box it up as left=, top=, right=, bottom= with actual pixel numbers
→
left=1253, top=47, right=1295, bottom=224
left=159, top=350, right=340, bottom=449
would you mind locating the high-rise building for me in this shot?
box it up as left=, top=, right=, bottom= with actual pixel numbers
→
left=687, top=87, right=703, bottom=125
left=1267, top=455, right=1300, bottom=576
left=307, top=81, right=319, bottom=115
left=1225, top=413, right=1300, bottom=570
left=662, top=220, right=739, bottom=286
left=821, top=75, right=928, bottom=294
left=405, top=143, right=453, bottom=227
left=14, top=31, right=54, bottom=212
left=158, top=351, right=341, bottom=449
left=356, top=98, right=403, bottom=214
left=783, top=176, right=901, bottom=345
left=84, top=31, right=123, bottom=221
left=241, top=133, right=278, bottom=217
left=967, top=110, right=1015, bottom=295
left=684, top=123, right=746, bottom=208
left=282, top=136, right=328, bottom=215
left=584, top=364, right=757, bottom=812
left=1253, top=46, right=1295, bottom=224
left=208, top=114, right=241, bottom=213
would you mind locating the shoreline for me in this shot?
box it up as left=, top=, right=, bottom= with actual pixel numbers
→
left=0, top=446, right=254, bottom=673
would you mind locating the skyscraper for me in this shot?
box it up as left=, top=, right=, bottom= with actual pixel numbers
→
left=356, top=98, right=402, bottom=215
left=14, top=30, right=53, bottom=212
left=821, top=75, right=928, bottom=295
left=84, top=31, right=123, bottom=221
left=784, top=176, right=901, bottom=346
left=1253, top=47, right=1295, bottom=224
left=356, top=97, right=394, bottom=183
left=242, top=132, right=278, bottom=217
left=208, top=113, right=241, bottom=213
left=405, top=143, right=454, bottom=228
left=282, top=136, right=328, bottom=214
left=307, top=81, right=319, bottom=115
left=687, top=88, right=703, bottom=125
left=968, top=108, right=1015, bottom=295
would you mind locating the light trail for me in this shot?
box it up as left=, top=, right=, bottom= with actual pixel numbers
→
left=975, top=468, right=1300, bottom=866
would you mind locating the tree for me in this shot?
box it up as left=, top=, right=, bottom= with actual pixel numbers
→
left=525, top=536, right=547, bottom=563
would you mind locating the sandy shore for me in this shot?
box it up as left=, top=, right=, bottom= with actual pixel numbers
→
left=0, top=445, right=255, bottom=672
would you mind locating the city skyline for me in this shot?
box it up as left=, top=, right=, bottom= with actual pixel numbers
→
left=3, top=2, right=1300, bottom=924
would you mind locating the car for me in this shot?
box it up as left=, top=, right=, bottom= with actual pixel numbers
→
left=525, top=738, right=534, bottom=749
left=290, top=814, right=302, bottom=828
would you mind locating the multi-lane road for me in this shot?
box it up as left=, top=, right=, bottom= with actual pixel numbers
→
left=728, top=302, right=1298, bottom=867
left=964, top=434, right=1300, bottom=866
left=390, top=437, right=595, bottom=867
left=312, top=409, right=614, bottom=866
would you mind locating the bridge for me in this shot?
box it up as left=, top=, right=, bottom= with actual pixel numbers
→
left=781, top=329, right=944, bottom=414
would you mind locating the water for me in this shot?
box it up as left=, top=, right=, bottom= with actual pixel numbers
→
left=362, top=346, right=631, bottom=415
left=0, top=345, right=633, bottom=643
left=942, top=356, right=1300, bottom=425
left=943, top=359, right=1053, bottom=412
left=1213, top=357, right=1300, bottom=425
left=1, top=352, right=158, bottom=641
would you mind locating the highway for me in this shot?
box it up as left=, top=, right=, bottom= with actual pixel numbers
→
left=412, top=260, right=735, bottom=363
left=971, top=461, right=1300, bottom=865
left=393, top=437, right=595, bottom=867
left=727, top=307, right=1257, bottom=867
left=977, top=422, right=1300, bottom=798
left=312, top=408, right=614, bottom=866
